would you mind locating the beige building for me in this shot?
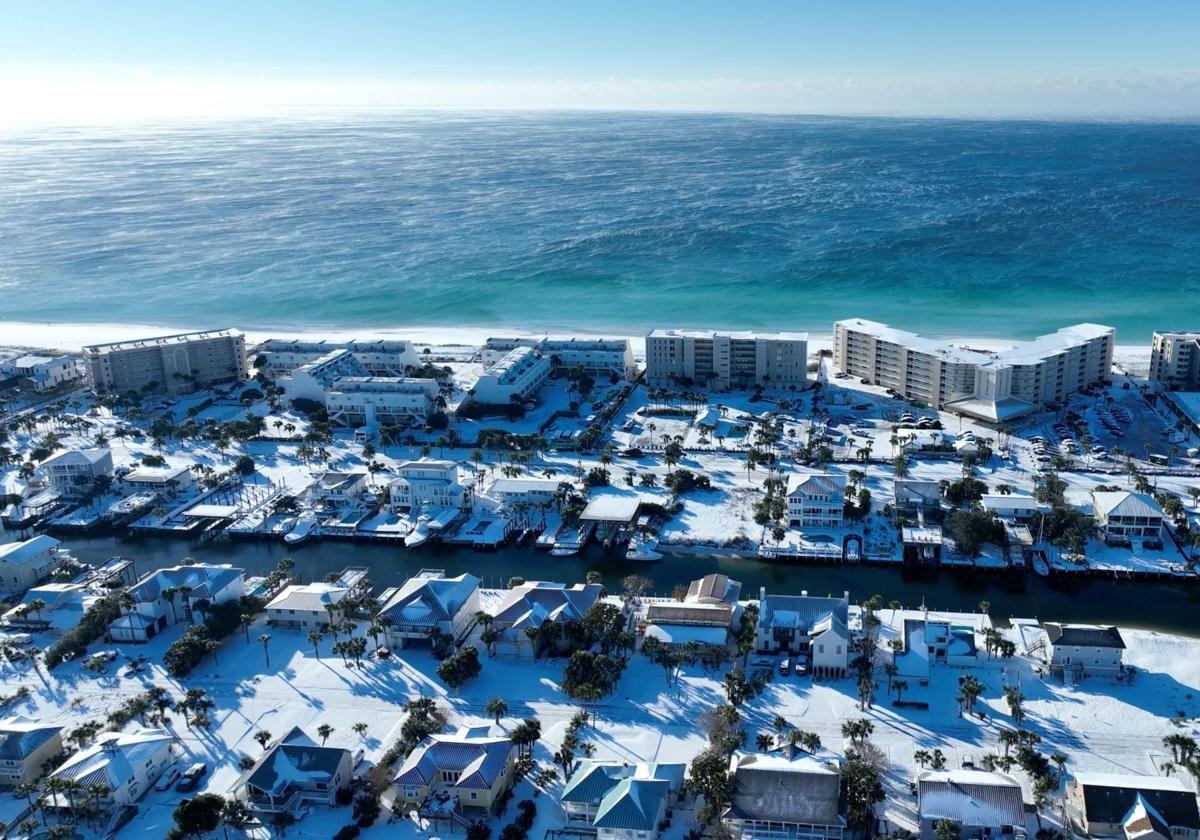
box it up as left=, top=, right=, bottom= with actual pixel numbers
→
left=83, top=329, right=249, bottom=395
left=392, top=728, right=516, bottom=814
left=833, top=318, right=1113, bottom=422
left=1150, top=331, right=1200, bottom=390
left=0, top=718, right=64, bottom=788
left=0, top=536, right=67, bottom=596
left=645, top=329, right=808, bottom=390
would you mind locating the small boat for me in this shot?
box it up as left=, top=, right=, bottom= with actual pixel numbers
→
left=405, top=514, right=432, bottom=548
left=626, top=534, right=663, bottom=562
left=550, top=542, right=581, bottom=557
left=284, top=513, right=319, bottom=545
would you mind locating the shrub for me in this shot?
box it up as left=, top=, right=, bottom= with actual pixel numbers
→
left=46, top=592, right=125, bottom=668
left=332, top=826, right=361, bottom=840
left=353, top=793, right=381, bottom=827
left=163, top=596, right=265, bottom=677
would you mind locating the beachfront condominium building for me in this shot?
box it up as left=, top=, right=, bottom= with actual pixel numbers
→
left=278, top=349, right=439, bottom=426
left=82, top=329, right=249, bottom=395
left=472, top=346, right=551, bottom=404
left=833, top=318, right=1114, bottom=422
left=257, top=338, right=421, bottom=376
left=482, top=337, right=637, bottom=379
left=1150, top=331, right=1200, bottom=390
left=644, top=329, right=809, bottom=390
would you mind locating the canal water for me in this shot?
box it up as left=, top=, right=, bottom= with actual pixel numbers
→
left=22, top=530, right=1200, bottom=636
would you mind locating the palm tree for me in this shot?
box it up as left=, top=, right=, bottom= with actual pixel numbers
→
left=308, top=628, right=324, bottom=659
left=352, top=722, right=369, bottom=739
left=240, top=613, right=254, bottom=643
left=317, top=724, right=334, bottom=746
left=15, top=780, right=44, bottom=825
left=485, top=696, right=509, bottom=724
left=258, top=633, right=272, bottom=667
left=254, top=729, right=273, bottom=751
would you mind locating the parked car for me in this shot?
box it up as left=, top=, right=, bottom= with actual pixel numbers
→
left=778, top=658, right=791, bottom=676
left=155, top=767, right=181, bottom=792
left=621, top=447, right=645, bottom=458
left=176, top=763, right=208, bottom=792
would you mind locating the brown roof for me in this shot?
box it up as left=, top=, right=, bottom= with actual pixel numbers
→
left=646, top=603, right=734, bottom=627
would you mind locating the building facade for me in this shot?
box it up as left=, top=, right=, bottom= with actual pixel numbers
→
left=258, top=338, right=420, bottom=376
left=388, top=460, right=475, bottom=513
left=0, top=536, right=66, bottom=596
left=483, top=337, right=637, bottom=379
left=1044, top=623, right=1126, bottom=678
left=472, top=346, right=551, bottom=404
left=83, top=329, right=249, bottom=395
left=786, top=473, right=847, bottom=529
left=645, top=329, right=809, bottom=390
left=0, top=355, right=80, bottom=392
left=0, top=718, right=64, bottom=788
left=38, top=449, right=114, bottom=495
left=1150, top=331, right=1200, bottom=390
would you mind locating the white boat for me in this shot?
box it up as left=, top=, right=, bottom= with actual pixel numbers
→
left=550, top=542, right=581, bottom=557
left=405, top=514, right=432, bottom=548
left=626, top=534, right=663, bottom=562
left=284, top=513, right=319, bottom=545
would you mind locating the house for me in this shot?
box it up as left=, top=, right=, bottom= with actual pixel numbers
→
left=388, top=460, right=475, bottom=513
left=893, top=480, right=943, bottom=520
left=38, top=449, right=114, bottom=495
left=231, top=727, right=355, bottom=815
left=786, top=473, right=846, bottom=529
left=1092, top=491, right=1165, bottom=541
left=893, top=614, right=979, bottom=679
left=1068, top=773, right=1200, bottom=840
left=486, top=477, right=565, bottom=510
left=561, top=761, right=687, bottom=840
left=756, top=589, right=851, bottom=676
left=643, top=574, right=743, bottom=655
left=392, top=727, right=516, bottom=814
left=488, top=580, right=603, bottom=657
left=3, top=583, right=99, bottom=633
left=110, top=564, right=245, bottom=642
left=0, top=536, right=67, bottom=596
left=310, top=471, right=369, bottom=507
left=379, top=570, right=480, bottom=647
left=48, top=728, right=173, bottom=808
left=1043, top=623, right=1126, bottom=678
left=981, top=494, right=1040, bottom=521
left=120, top=464, right=195, bottom=497
left=917, top=770, right=1025, bottom=840
left=0, top=354, right=80, bottom=392
left=266, top=582, right=351, bottom=629
left=723, top=751, right=844, bottom=840
left=0, top=717, right=65, bottom=788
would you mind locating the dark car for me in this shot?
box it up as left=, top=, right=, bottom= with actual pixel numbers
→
left=621, top=447, right=645, bottom=458
left=175, top=763, right=207, bottom=792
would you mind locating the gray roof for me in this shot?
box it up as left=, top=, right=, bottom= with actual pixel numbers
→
left=726, top=753, right=843, bottom=826
left=379, top=572, right=480, bottom=627
left=760, top=594, right=848, bottom=633
left=235, top=727, right=351, bottom=798
left=686, top=574, right=742, bottom=605
left=918, top=771, right=1024, bottom=827
left=393, top=731, right=513, bottom=790
left=490, top=581, right=602, bottom=629
left=1092, top=491, right=1164, bottom=520
left=1077, top=775, right=1200, bottom=830
left=0, top=718, right=62, bottom=760
left=1045, top=623, right=1126, bottom=649
left=129, top=564, right=243, bottom=603
left=646, top=603, right=734, bottom=627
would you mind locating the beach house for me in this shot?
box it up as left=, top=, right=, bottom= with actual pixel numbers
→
left=120, top=464, right=195, bottom=497
left=0, top=354, right=80, bottom=392
left=3, top=582, right=98, bottom=633
left=0, top=536, right=67, bottom=596
left=917, top=770, right=1025, bottom=840
left=0, top=717, right=65, bottom=788
left=756, top=589, right=851, bottom=675
left=109, top=563, right=245, bottom=642
left=561, top=760, right=687, bottom=840
left=723, top=751, right=845, bottom=840
left=1091, top=491, right=1165, bottom=542
left=231, top=727, right=355, bottom=815
left=786, top=473, right=847, bottom=529
left=487, top=580, right=603, bottom=656
left=388, top=460, right=475, bottom=513
left=643, top=574, right=742, bottom=655
left=392, top=727, right=516, bottom=814
left=47, top=728, right=174, bottom=808
left=378, top=570, right=480, bottom=647
left=1043, top=623, right=1126, bottom=678
left=266, top=582, right=351, bottom=629
left=38, top=448, right=113, bottom=495
left=892, top=479, right=943, bottom=521
left=1068, top=773, right=1200, bottom=840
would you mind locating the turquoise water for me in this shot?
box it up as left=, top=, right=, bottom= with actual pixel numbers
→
left=1, top=112, right=1198, bottom=340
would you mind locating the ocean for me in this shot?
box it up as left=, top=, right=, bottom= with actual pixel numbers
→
left=1, top=112, right=1198, bottom=340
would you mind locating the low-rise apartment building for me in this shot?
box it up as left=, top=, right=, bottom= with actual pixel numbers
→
left=257, top=338, right=420, bottom=375
left=833, top=318, right=1114, bottom=422
left=278, top=348, right=439, bottom=427
left=483, top=337, right=636, bottom=379
left=645, top=329, right=808, bottom=390
left=1150, top=331, right=1200, bottom=391
left=471, top=346, right=551, bottom=404
left=83, top=329, right=249, bottom=395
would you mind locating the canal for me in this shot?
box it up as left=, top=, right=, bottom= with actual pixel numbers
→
left=25, top=530, right=1200, bottom=636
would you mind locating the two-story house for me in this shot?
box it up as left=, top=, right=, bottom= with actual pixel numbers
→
left=0, top=717, right=64, bottom=788
left=231, top=727, right=354, bottom=816
left=756, top=589, right=851, bottom=676
left=378, top=570, right=480, bottom=648
left=561, top=761, right=687, bottom=840
left=109, top=563, right=245, bottom=642
left=786, top=474, right=847, bottom=529
left=266, top=582, right=351, bottom=629
left=388, top=460, right=475, bottom=513
left=1043, top=623, right=1126, bottom=678
left=48, top=728, right=174, bottom=808
left=392, top=727, right=516, bottom=815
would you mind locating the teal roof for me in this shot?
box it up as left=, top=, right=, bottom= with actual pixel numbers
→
left=594, top=778, right=670, bottom=831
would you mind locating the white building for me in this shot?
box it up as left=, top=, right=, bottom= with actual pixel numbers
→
left=120, top=464, right=195, bottom=497
left=483, top=337, right=636, bottom=379
left=310, top=471, right=369, bottom=507
left=471, top=346, right=551, bottom=404
left=38, top=449, right=114, bottom=494
left=0, top=536, right=67, bottom=596
left=266, top=582, right=351, bottom=628
left=486, top=476, right=565, bottom=509
left=645, top=329, right=809, bottom=390
left=378, top=570, right=480, bottom=647
left=3, top=583, right=99, bottom=633
left=756, top=589, right=851, bottom=675
left=110, top=564, right=245, bottom=642
left=257, top=338, right=420, bottom=376
left=833, top=318, right=1114, bottom=422
left=82, top=329, right=249, bottom=395
left=278, top=348, right=438, bottom=426
left=388, top=460, right=474, bottom=513
left=1150, top=331, right=1200, bottom=390
left=786, top=473, right=846, bottom=529
left=981, top=494, right=1040, bottom=521
left=1043, top=623, right=1126, bottom=678
left=0, top=355, right=80, bottom=392
left=489, top=581, right=604, bottom=656
left=48, top=728, right=174, bottom=808
left=917, top=770, right=1025, bottom=840
left=1091, top=491, right=1165, bottom=541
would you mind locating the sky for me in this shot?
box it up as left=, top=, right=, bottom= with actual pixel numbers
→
left=2, top=0, right=1199, bottom=122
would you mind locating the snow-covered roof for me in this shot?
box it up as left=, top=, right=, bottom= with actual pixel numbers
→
left=726, top=752, right=842, bottom=827
left=379, top=571, right=479, bottom=626
left=981, top=494, right=1039, bottom=513
left=644, top=623, right=729, bottom=646
left=51, top=728, right=172, bottom=790
left=122, top=465, right=192, bottom=484
left=786, top=472, right=846, bottom=498
left=394, top=730, right=513, bottom=790
left=918, top=770, right=1024, bottom=827
left=490, top=581, right=602, bottom=629
left=234, top=727, right=351, bottom=798
left=129, top=564, right=243, bottom=603
left=0, top=535, right=60, bottom=565
left=40, top=449, right=111, bottom=469
left=0, top=717, right=63, bottom=760
left=267, top=582, right=351, bottom=612
left=1092, top=491, right=1164, bottom=520
left=686, top=573, right=741, bottom=605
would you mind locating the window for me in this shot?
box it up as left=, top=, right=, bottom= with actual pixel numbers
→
left=470, top=792, right=478, bottom=800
